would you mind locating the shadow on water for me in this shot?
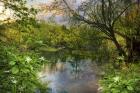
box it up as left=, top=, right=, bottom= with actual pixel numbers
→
left=37, top=49, right=104, bottom=93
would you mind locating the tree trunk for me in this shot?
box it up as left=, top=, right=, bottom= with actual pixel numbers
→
left=110, top=31, right=128, bottom=63
left=112, top=36, right=127, bottom=57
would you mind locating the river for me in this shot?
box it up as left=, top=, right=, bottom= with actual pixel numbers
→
left=38, top=59, right=100, bottom=93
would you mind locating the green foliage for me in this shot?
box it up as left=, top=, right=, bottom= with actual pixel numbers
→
left=0, top=0, right=38, bottom=32
left=99, top=62, right=140, bottom=93
left=30, top=21, right=109, bottom=61
left=0, top=44, right=48, bottom=93
left=0, top=1, right=45, bottom=92
left=0, top=1, right=139, bottom=93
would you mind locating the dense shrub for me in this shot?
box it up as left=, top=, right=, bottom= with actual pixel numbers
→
left=0, top=44, right=48, bottom=93
left=99, top=60, right=140, bottom=93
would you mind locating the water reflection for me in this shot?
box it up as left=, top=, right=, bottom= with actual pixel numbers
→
left=39, top=59, right=99, bottom=93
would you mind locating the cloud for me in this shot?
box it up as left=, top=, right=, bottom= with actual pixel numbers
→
left=29, top=0, right=86, bottom=5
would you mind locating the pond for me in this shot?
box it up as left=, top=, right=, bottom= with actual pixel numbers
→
left=38, top=58, right=100, bottom=93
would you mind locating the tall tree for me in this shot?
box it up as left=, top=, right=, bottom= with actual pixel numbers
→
left=0, top=0, right=37, bottom=30
left=54, top=0, right=139, bottom=62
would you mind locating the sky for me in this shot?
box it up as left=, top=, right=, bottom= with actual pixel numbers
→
left=0, top=0, right=86, bottom=21
left=28, top=0, right=54, bottom=5
left=0, top=3, right=13, bottom=21
left=28, top=0, right=86, bottom=5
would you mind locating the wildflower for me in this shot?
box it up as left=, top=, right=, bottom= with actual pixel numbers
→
left=25, top=56, right=32, bottom=63
left=11, top=77, right=15, bottom=79
left=98, top=86, right=103, bottom=91
left=12, top=80, right=17, bottom=84
left=113, top=76, right=120, bottom=82
left=19, top=86, right=24, bottom=91
left=37, top=40, right=43, bottom=44
left=4, top=70, right=10, bottom=73
left=39, top=56, right=45, bottom=61
left=117, top=56, right=124, bottom=61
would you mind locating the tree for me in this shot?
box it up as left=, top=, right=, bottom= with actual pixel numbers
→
left=0, top=0, right=37, bottom=30
left=53, top=0, right=139, bottom=62
left=0, top=0, right=38, bottom=43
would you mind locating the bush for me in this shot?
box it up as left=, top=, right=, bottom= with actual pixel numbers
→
left=99, top=63, right=140, bottom=93
left=0, top=44, right=48, bottom=93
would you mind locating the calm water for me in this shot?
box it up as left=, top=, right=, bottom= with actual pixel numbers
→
left=39, top=59, right=99, bottom=93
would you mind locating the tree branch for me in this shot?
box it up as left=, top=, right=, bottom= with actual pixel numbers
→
left=112, top=2, right=136, bottom=27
